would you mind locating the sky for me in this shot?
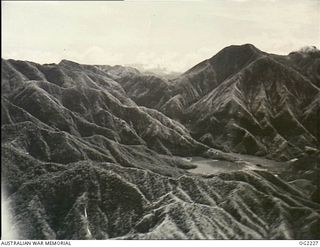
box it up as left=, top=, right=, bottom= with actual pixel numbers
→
left=2, top=0, right=320, bottom=72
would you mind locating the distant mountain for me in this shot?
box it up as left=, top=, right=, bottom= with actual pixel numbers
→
left=272, top=46, right=320, bottom=87
left=125, top=63, right=181, bottom=79
left=2, top=44, right=320, bottom=240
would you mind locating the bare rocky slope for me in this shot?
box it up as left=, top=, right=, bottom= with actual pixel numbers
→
left=1, top=45, right=320, bottom=239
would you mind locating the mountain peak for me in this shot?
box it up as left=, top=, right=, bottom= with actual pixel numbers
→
left=225, top=43, right=259, bottom=51
left=209, top=44, right=263, bottom=62
left=58, top=59, right=81, bottom=67
left=288, top=46, right=320, bottom=59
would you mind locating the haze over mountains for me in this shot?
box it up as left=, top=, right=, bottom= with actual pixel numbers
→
left=1, top=44, right=320, bottom=239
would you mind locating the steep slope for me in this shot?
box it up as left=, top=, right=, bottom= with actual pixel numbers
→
left=104, top=45, right=319, bottom=161
left=159, top=44, right=264, bottom=118
left=185, top=56, right=319, bottom=160
left=101, top=65, right=171, bottom=109
left=2, top=59, right=207, bottom=157
left=103, top=44, right=264, bottom=118
left=114, top=44, right=318, bottom=161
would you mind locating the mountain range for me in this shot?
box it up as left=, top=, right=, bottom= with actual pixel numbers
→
left=1, top=44, right=320, bottom=239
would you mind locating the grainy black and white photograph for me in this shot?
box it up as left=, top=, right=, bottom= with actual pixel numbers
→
left=1, top=0, right=320, bottom=241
